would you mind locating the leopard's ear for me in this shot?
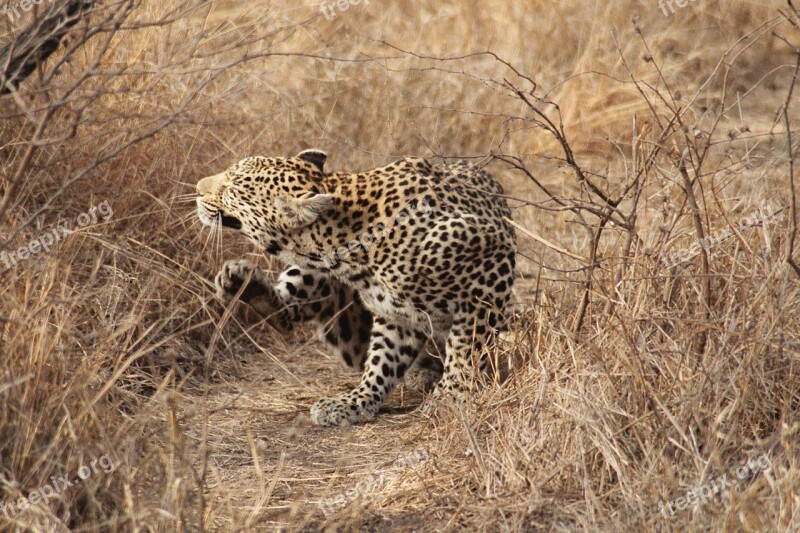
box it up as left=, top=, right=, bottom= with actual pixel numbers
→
left=296, top=149, right=327, bottom=172
left=277, top=192, right=333, bottom=228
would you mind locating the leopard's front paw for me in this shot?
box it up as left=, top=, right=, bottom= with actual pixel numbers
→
left=404, top=353, right=443, bottom=393
left=310, top=394, right=379, bottom=426
left=420, top=381, right=465, bottom=415
left=404, top=364, right=443, bottom=393
left=215, top=259, right=269, bottom=304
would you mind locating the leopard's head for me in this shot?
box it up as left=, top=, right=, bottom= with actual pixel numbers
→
left=196, top=149, right=332, bottom=252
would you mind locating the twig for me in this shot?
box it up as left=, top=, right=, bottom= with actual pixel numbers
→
left=677, top=146, right=711, bottom=356
left=0, top=0, right=97, bottom=95
left=781, top=41, right=800, bottom=278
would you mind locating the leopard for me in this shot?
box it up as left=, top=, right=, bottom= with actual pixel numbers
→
left=196, top=148, right=516, bottom=426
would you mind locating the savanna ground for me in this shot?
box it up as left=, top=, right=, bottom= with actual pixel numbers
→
left=1, top=0, right=800, bottom=531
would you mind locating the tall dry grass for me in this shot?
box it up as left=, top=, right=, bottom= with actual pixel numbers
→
left=1, top=0, right=799, bottom=531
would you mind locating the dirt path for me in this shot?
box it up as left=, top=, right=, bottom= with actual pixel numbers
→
left=186, top=314, right=441, bottom=531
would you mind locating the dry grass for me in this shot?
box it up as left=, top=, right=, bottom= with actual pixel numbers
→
left=1, top=0, right=799, bottom=531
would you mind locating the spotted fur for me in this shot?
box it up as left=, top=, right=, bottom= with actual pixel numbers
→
left=197, top=149, right=516, bottom=425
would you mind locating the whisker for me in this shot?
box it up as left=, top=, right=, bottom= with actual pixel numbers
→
left=175, top=211, right=197, bottom=228
left=171, top=180, right=199, bottom=188
left=216, top=216, right=223, bottom=263
left=202, top=217, right=215, bottom=257
left=173, top=194, right=198, bottom=201
left=172, top=197, right=200, bottom=205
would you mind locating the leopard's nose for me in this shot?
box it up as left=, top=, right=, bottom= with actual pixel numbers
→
left=197, top=172, right=224, bottom=196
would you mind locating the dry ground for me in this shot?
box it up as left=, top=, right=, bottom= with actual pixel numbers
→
left=2, top=0, right=800, bottom=531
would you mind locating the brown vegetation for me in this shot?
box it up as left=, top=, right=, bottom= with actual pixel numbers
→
left=1, top=0, right=799, bottom=530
